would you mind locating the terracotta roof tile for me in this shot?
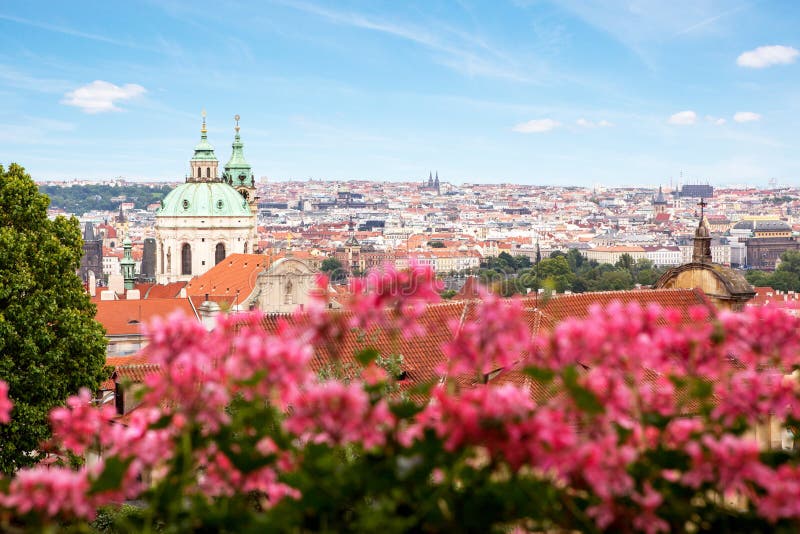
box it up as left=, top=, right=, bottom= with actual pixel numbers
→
left=185, top=253, right=272, bottom=302
left=95, top=298, right=197, bottom=336
left=144, top=281, right=187, bottom=299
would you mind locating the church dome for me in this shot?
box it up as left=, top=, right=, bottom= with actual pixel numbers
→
left=158, top=182, right=251, bottom=217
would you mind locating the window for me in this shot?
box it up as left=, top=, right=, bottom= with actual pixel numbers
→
left=182, top=199, right=189, bottom=210
left=197, top=167, right=201, bottom=179
left=206, top=167, right=211, bottom=178
left=181, top=244, right=192, bottom=275
left=160, top=245, right=164, bottom=274
left=215, top=243, right=225, bottom=265
left=244, top=242, right=248, bottom=254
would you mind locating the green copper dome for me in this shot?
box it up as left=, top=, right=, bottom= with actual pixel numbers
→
left=158, top=182, right=251, bottom=217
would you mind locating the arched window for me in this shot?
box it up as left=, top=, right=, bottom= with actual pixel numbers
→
left=197, top=167, right=201, bottom=179
left=206, top=167, right=211, bottom=178
left=160, top=245, right=164, bottom=274
left=181, top=243, right=192, bottom=275
left=215, top=243, right=225, bottom=265
left=243, top=242, right=248, bottom=254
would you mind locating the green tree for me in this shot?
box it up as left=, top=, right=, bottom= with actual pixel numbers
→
left=770, top=270, right=800, bottom=292
left=592, top=270, right=634, bottom=291
left=777, top=250, right=800, bottom=277
left=745, top=270, right=772, bottom=288
left=615, top=253, right=635, bottom=271
left=536, top=256, right=575, bottom=293
left=320, top=257, right=346, bottom=282
left=566, top=248, right=585, bottom=272
left=0, top=163, right=107, bottom=473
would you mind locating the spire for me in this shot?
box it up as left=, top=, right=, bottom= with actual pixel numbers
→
left=224, top=114, right=253, bottom=188
left=191, top=112, right=218, bottom=162
left=189, top=110, right=219, bottom=182
left=692, top=198, right=712, bottom=264
left=83, top=221, right=96, bottom=241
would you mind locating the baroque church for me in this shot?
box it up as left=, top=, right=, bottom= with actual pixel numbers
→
left=156, top=114, right=258, bottom=284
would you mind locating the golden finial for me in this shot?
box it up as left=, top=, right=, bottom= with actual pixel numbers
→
left=201, top=109, right=207, bottom=133
left=234, top=114, right=240, bottom=133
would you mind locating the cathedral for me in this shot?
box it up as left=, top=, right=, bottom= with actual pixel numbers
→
left=155, top=114, right=258, bottom=284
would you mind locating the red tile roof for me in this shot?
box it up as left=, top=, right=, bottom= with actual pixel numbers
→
left=144, top=282, right=187, bottom=299
left=185, top=254, right=272, bottom=302
left=94, top=298, right=197, bottom=336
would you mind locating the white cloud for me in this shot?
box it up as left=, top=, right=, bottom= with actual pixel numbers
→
left=737, top=45, right=799, bottom=68
left=733, top=111, right=761, bottom=123
left=668, top=110, right=696, bottom=125
left=576, top=118, right=613, bottom=128
left=705, top=115, right=726, bottom=125
left=61, top=80, right=146, bottom=114
left=513, top=118, right=560, bottom=133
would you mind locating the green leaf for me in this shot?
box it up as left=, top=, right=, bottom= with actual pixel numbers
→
left=522, top=365, right=556, bottom=383
left=390, top=399, right=425, bottom=419
left=355, top=348, right=380, bottom=366
left=562, top=366, right=604, bottom=415
left=89, top=456, right=133, bottom=495
left=689, top=378, right=713, bottom=400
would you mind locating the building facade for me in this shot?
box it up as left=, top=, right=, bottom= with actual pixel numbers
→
left=155, top=114, right=258, bottom=284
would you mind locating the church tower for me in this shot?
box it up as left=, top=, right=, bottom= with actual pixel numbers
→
left=692, top=199, right=712, bottom=264
left=120, top=236, right=136, bottom=290
left=652, top=185, right=667, bottom=216
left=223, top=115, right=257, bottom=212
left=190, top=111, right=219, bottom=182
left=154, top=112, right=258, bottom=284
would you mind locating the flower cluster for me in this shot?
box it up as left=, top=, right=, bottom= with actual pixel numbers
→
left=1, top=269, right=800, bottom=532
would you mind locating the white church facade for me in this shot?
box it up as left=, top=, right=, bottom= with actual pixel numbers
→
left=156, top=114, right=258, bottom=284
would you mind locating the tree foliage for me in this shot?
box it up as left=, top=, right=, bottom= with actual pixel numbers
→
left=0, top=163, right=108, bottom=474
left=38, top=183, right=171, bottom=215
left=746, top=250, right=800, bottom=292
left=474, top=249, right=667, bottom=296
left=320, top=257, right=346, bottom=282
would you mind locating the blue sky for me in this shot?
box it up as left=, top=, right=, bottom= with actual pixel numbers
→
left=0, top=1, right=798, bottom=186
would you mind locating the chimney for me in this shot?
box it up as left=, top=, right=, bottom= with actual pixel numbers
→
left=88, top=271, right=96, bottom=297
left=198, top=294, right=220, bottom=331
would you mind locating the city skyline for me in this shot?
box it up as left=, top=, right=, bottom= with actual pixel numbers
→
left=0, top=1, right=798, bottom=186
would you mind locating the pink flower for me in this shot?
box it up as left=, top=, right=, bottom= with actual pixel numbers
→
left=0, top=380, right=12, bottom=424
left=0, top=464, right=118, bottom=520
left=443, top=291, right=530, bottom=376
left=286, top=381, right=394, bottom=448
left=50, top=388, right=116, bottom=455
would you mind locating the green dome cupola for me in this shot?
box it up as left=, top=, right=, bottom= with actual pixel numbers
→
left=224, top=114, right=254, bottom=189
left=189, top=111, right=219, bottom=182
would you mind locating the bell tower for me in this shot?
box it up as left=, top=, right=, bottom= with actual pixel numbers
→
left=189, top=110, right=219, bottom=182
left=224, top=114, right=257, bottom=212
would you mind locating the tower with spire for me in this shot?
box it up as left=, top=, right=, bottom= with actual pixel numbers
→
left=189, top=110, right=219, bottom=182
left=692, top=198, right=712, bottom=264
left=120, top=236, right=136, bottom=290
left=223, top=114, right=257, bottom=210
left=652, top=185, right=667, bottom=217
left=154, top=111, right=258, bottom=284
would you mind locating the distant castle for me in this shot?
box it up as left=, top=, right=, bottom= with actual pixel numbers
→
left=421, top=171, right=440, bottom=195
